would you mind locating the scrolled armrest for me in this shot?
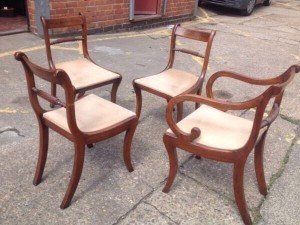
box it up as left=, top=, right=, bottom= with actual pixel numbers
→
left=166, top=94, right=260, bottom=142
left=206, top=71, right=281, bottom=99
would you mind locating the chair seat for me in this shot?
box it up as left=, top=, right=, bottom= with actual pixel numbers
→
left=43, top=94, right=136, bottom=134
left=166, top=105, right=267, bottom=150
left=134, top=69, right=198, bottom=97
left=56, top=59, right=120, bottom=90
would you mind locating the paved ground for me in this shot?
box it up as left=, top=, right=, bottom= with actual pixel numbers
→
left=0, top=0, right=299, bottom=224
left=0, top=16, right=28, bottom=36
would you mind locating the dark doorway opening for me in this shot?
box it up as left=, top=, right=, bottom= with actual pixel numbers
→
left=0, top=0, right=29, bottom=36
left=132, top=0, right=163, bottom=21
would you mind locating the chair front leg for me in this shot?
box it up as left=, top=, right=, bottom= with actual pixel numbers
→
left=254, top=132, right=268, bottom=196
left=33, top=122, right=49, bottom=185
left=233, top=159, right=252, bottom=225
left=162, top=135, right=178, bottom=193
left=60, top=142, right=85, bottom=209
left=123, top=119, right=138, bottom=172
left=133, top=83, right=142, bottom=119
left=111, top=77, right=122, bottom=103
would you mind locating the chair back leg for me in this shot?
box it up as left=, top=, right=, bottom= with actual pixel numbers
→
left=176, top=102, right=183, bottom=122
left=195, top=88, right=201, bottom=109
left=254, top=132, right=268, bottom=196
left=123, top=119, right=138, bottom=172
left=133, top=83, right=143, bottom=119
left=111, top=77, right=122, bottom=103
left=50, top=83, right=57, bottom=108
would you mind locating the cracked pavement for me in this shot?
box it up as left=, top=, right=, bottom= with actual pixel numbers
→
left=0, top=0, right=300, bottom=224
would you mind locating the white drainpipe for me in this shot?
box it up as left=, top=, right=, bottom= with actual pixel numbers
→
left=129, top=0, right=135, bottom=21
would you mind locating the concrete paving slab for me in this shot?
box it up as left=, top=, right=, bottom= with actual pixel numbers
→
left=118, top=203, right=177, bottom=225
left=0, top=135, right=154, bottom=225
left=0, top=32, right=44, bottom=54
left=146, top=174, right=244, bottom=225
left=258, top=139, right=300, bottom=225
left=0, top=0, right=299, bottom=224
left=130, top=112, right=192, bottom=188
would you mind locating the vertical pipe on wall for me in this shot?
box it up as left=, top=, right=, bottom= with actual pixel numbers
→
left=194, top=0, right=199, bottom=16
left=25, top=0, right=30, bottom=31
left=34, top=0, right=50, bottom=35
left=129, top=0, right=135, bottom=20
left=163, top=0, right=168, bottom=15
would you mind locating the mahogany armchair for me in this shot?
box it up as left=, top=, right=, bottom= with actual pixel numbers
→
left=41, top=14, right=122, bottom=107
left=15, top=52, right=138, bottom=209
left=133, top=24, right=216, bottom=121
left=162, top=65, right=300, bottom=225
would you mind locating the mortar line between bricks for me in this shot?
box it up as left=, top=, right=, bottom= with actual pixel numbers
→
left=143, top=201, right=180, bottom=225
left=252, top=131, right=300, bottom=224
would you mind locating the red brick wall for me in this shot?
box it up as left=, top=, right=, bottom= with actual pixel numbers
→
left=49, top=0, right=130, bottom=30
left=27, top=0, right=196, bottom=34
left=166, top=0, right=195, bottom=17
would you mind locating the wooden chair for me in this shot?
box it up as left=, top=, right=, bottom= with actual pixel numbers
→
left=133, top=24, right=216, bottom=121
left=162, top=65, right=300, bottom=225
left=41, top=14, right=122, bottom=107
left=15, top=52, right=138, bottom=209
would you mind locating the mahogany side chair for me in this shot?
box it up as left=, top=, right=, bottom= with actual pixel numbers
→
left=162, top=65, right=300, bottom=225
left=41, top=14, right=122, bottom=107
left=15, top=52, right=138, bottom=209
left=133, top=24, right=216, bottom=121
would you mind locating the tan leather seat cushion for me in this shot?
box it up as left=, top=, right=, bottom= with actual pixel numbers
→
left=43, top=94, right=135, bottom=133
left=134, top=69, right=198, bottom=97
left=56, top=59, right=120, bottom=90
left=166, top=105, right=266, bottom=150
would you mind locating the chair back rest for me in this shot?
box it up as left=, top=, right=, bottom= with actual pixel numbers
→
left=14, top=52, right=81, bottom=136
left=260, top=65, right=300, bottom=108
left=41, top=14, right=88, bottom=69
left=14, top=51, right=71, bottom=110
left=166, top=24, right=216, bottom=77
left=248, top=65, right=300, bottom=149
